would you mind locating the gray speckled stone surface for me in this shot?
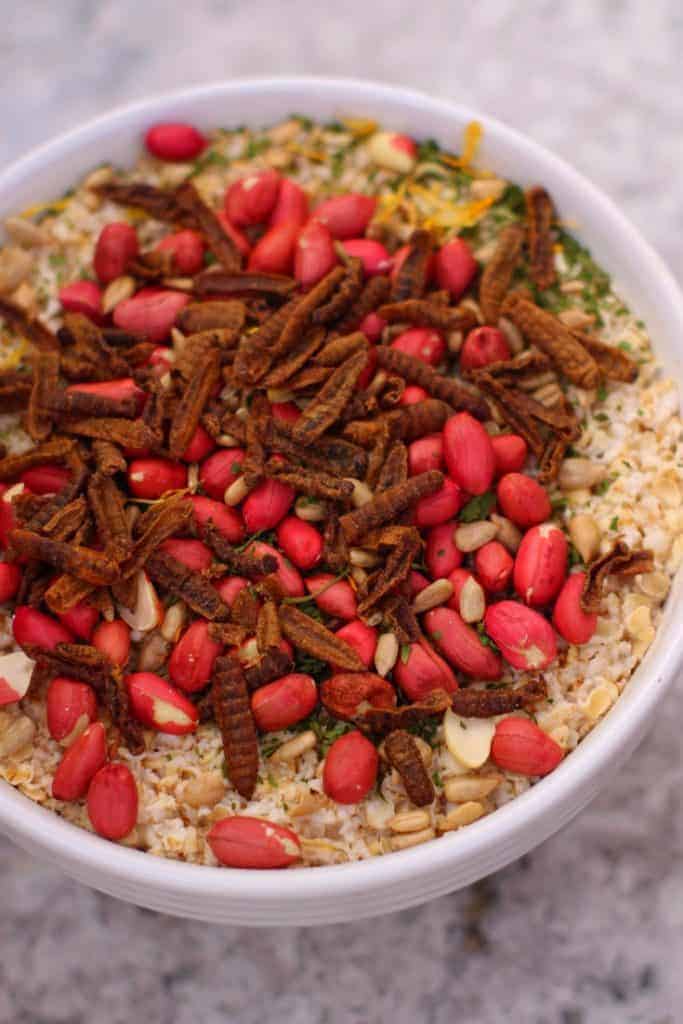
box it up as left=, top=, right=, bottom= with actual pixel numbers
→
left=1, top=3, right=682, bottom=1021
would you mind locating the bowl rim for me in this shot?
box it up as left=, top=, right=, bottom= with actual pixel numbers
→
left=2, top=75, right=683, bottom=915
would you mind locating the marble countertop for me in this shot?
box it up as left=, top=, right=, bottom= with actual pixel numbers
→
left=1, top=2, right=681, bottom=1021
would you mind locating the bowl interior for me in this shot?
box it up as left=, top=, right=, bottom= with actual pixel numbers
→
left=1, top=78, right=682, bottom=925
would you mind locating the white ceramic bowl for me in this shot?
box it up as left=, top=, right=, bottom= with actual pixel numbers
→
left=1, top=78, right=682, bottom=926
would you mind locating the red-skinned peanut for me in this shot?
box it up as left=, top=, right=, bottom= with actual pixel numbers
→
left=21, top=464, right=72, bottom=495
left=392, top=639, right=458, bottom=700
left=243, top=478, right=295, bottom=533
left=59, top=280, right=102, bottom=320
left=214, top=575, right=249, bottom=607
left=113, top=289, right=189, bottom=342
left=191, top=496, right=245, bottom=544
left=424, top=606, right=502, bottom=680
left=409, top=570, right=430, bottom=597
left=46, top=677, right=97, bottom=743
left=443, top=412, right=496, bottom=495
left=155, top=230, right=205, bottom=275
left=514, top=523, right=568, bottom=606
left=371, top=132, right=418, bottom=172
left=484, top=600, right=557, bottom=670
left=67, top=376, right=145, bottom=408
left=414, top=476, right=465, bottom=528
left=181, top=424, right=215, bottom=463
left=13, top=606, right=74, bottom=650
left=475, top=541, right=514, bottom=593
left=313, top=194, right=377, bottom=239
left=323, top=731, right=378, bottom=804
left=58, top=600, right=99, bottom=641
left=305, top=573, right=357, bottom=620
left=294, top=220, right=338, bottom=287
left=199, top=447, right=246, bottom=500
left=333, top=621, right=377, bottom=669
left=270, top=401, right=300, bottom=424
left=248, top=221, right=300, bottom=274
left=251, top=673, right=318, bottom=732
left=125, top=672, right=199, bottom=734
left=169, top=620, right=223, bottom=693
left=341, top=239, right=392, bottom=277
left=248, top=541, right=304, bottom=597
left=401, top=384, right=430, bottom=405
left=94, top=222, right=139, bottom=284
left=52, top=722, right=107, bottom=801
left=446, top=567, right=477, bottom=609
left=391, top=327, right=446, bottom=367
left=127, top=458, right=187, bottom=500
left=87, top=762, right=139, bottom=840
left=497, top=473, right=552, bottom=528
left=491, top=717, right=564, bottom=776
left=216, top=211, right=251, bottom=258
left=425, top=521, right=462, bottom=579
left=459, top=326, right=511, bottom=370
left=269, top=178, right=309, bottom=227
left=357, top=347, right=377, bottom=390
left=359, top=311, right=386, bottom=343
left=159, top=538, right=213, bottom=572
left=0, top=563, right=21, bottom=603
left=145, top=122, right=206, bottom=161
left=225, top=169, right=281, bottom=226
left=208, top=815, right=301, bottom=868
left=276, top=516, right=323, bottom=570
left=408, top=434, right=444, bottom=476
left=434, top=237, right=477, bottom=298
left=0, top=650, right=34, bottom=705
left=552, top=571, right=597, bottom=644
left=92, top=619, right=130, bottom=667
left=491, top=434, right=528, bottom=475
